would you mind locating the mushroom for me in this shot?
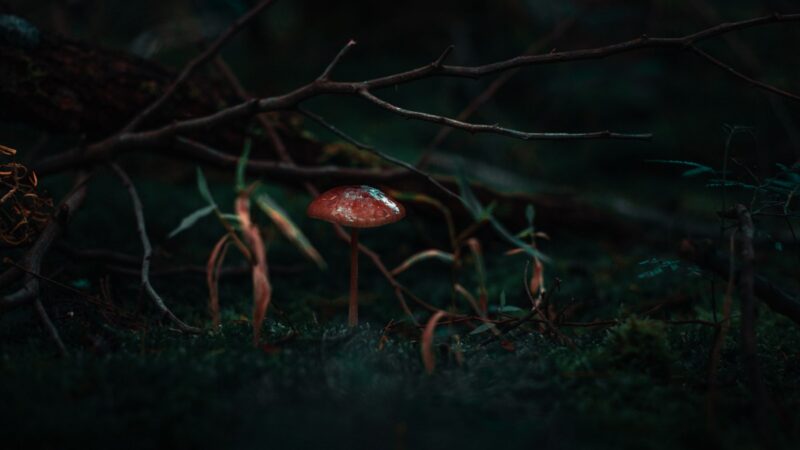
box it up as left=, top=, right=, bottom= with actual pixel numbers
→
left=307, top=185, right=406, bottom=327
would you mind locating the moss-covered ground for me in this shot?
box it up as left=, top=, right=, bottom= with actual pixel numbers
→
left=2, top=173, right=799, bottom=450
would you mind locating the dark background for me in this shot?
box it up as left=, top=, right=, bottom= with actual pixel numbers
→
left=6, top=0, right=800, bottom=195
left=2, top=1, right=800, bottom=449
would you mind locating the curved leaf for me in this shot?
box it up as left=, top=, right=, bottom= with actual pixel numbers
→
left=196, top=167, right=217, bottom=208
left=168, top=205, right=216, bottom=238
left=236, top=189, right=273, bottom=347
left=254, top=189, right=326, bottom=270
left=391, top=249, right=455, bottom=275
left=421, top=310, right=447, bottom=375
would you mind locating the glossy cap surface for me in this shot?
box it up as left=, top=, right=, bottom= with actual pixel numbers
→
left=307, top=185, right=405, bottom=228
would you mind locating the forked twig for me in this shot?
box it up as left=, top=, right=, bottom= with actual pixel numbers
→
left=122, top=0, right=278, bottom=132
left=358, top=89, right=651, bottom=141
left=298, top=105, right=461, bottom=201
left=109, top=163, right=200, bottom=333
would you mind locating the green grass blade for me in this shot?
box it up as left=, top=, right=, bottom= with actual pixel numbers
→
left=168, top=205, right=216, bottom=239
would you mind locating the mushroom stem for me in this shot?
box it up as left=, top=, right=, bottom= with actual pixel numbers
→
left=349, top=228, right=360, bottom=327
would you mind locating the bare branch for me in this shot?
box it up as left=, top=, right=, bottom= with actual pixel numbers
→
left=36, top=13, right=800, bottom=176
left=121, top=0, right=278, bottom=133
left=173, top=137, right=408, bottom=182
left=421, top=17, right=577, bottom=167
left=318, top=39, right=358, bottom=81
left=211, top=57, right=295, bottom=163
left=1, top=174, right=89, bottom=305
left=360, top=13, right=800, bottom=89
left=33, top=298, right=67, bottom=357
left=109, top=163, right=200, bottom=333
left=0, top=174, right=89, bottom=355
left=691, top=45, right=800, bottom=102
left=358, top=89, right=652, bottom=141
left=298, top=106, right=461, bottom=200
left=432, top=45, right=455, bottom=68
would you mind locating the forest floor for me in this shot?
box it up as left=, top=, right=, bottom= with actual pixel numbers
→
left=2, top=172, right=799, bottom=450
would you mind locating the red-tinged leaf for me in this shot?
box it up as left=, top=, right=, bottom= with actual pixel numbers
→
left=500, top=340, right=516, bottom=352
left=421, top=310, right=447, bottom=375
left=254, top=189, right=326, bottom=269
left=391, top=249, right=455, bottom=275
left=453, top=283, right=482, bottom=317
left=236, top=190, right=273, bottom=347
left=0, top=144, right=17, bottom=156
left=206, top=234, right=231, bottom=327
left=530, top=257, right=544, bottom=298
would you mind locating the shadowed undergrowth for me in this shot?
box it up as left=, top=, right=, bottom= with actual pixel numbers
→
left=1, top=175, right=799, bottom=450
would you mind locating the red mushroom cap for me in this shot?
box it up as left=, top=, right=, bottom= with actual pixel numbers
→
left=307, top=185, right=405, bottom=228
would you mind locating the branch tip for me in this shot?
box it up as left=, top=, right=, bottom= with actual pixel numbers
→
left=433, top=45, right=455, bottom=68
left=318, top=39, right=358, bottom=81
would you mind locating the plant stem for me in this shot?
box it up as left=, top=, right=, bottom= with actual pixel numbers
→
left=349, top=228, right=360, bottom=327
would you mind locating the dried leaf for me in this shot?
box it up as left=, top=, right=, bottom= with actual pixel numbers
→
left=254, top=188, right=326, bottom=270
left=454, top=283, right=482, bottom=317
left=529, top=257, right=544, bottom=297
left=236, top=189, right=272, bottom=347
left=0, top=144, right=17, bottom=156
left=0, top=161, right=52, bottom=246
left=390, top=190, right=457, bottom=250
left=421, top=310, right=447, bottom=375
left=391, top=249, right=455, bottom=275
left=206, top=234, right=231, bottom=327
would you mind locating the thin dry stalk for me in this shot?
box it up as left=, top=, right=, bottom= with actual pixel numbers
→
left=110, top=163, right=199, bottom=333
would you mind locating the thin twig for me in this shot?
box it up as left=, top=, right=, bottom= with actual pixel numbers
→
left=175, top=137, right=409, bottom=182
left=358, top=13, right=800, bottom=88
left=3, top=258, right=102, bottom=301
left=122, top=0, right=277, bottom=132
left=734, top=204, right=771, bottom=440
left=479, top=278, right=561, bottom=347
left=211, top=56, right=293, bottom=164
left=420, top=17, right=577, bottom=167
left=298, top=105, right=462, bottom=200
left=0, top=173, right=93, bottom=357
left=691, top=46, right=800, bottom=102
left=33, top=298, right=67, bottom=357
left=318, top=39, right=357, bottom=81
left=359, top=89, right=652, bottom=141
left=109, top=163, right=200, bottom=333
left=37, top=13, right=800, bottom=176
left=432, top=45, right=455, bottom=68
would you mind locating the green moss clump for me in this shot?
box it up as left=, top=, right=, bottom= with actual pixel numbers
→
left=598, top=318, right=676, bottom=377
